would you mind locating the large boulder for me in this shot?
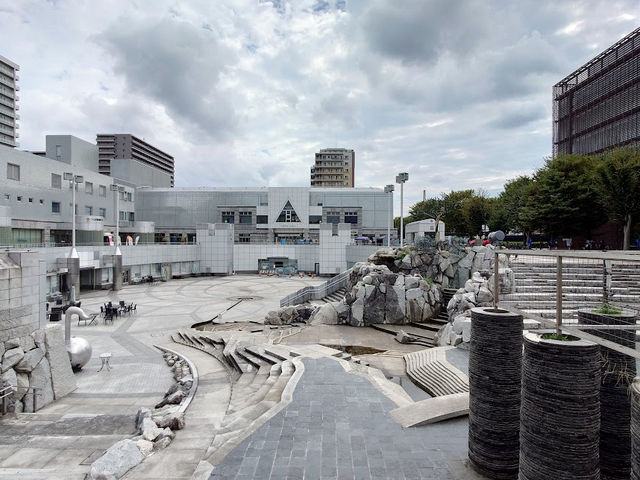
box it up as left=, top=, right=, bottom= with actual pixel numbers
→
left=24, top=357, right=54, bottom=411
left=44, top=324, right=76, bottom=399
left=87, top=439, right=144, bottom=480
left=2, top=348, right=24, bottom=373
left=15, top=347, right=45, bottom=373
left=309, top=303, right=338, bottom=325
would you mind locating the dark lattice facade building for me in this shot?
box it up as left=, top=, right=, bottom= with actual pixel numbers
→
left=553, top=27, right=640, bottom=156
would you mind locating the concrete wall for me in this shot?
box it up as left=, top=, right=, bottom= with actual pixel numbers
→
left=346, top=245, right=380, bottom=268
left=0, top=251, right=43, bottom=342
left=45, top=135, right=98, bottom=172
left=319, top=223, right=351, bottom=275
left=197, top=223, right=233, bottom=275
left=110, top=158, right=172, bottom=188
left=233, top=244, right=319, bottom=272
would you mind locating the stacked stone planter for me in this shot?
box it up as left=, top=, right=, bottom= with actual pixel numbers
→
left=631, top=380, right=640, bottom=480
left=468, top=307, right=523, bottom=479
left=520, top=332, right=600, bottom=480
left=579, top=309, right=637, bottom=480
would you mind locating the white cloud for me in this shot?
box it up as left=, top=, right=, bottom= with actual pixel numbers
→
left=1, top=0, right=639, bottom=215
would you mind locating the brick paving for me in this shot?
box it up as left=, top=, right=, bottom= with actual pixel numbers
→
left=211, top=358, right=484, bottom=480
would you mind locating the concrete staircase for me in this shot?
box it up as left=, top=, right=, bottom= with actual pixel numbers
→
left=404, top=347, right=469, bottom=397
left=500, top=260, right=640, bottom=321
left=321, top=287, right=346, bottom=303
left=170, top=330, right=301, bottom=464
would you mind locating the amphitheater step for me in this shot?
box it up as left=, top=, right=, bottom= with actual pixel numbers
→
left=390, top=392, right=469, bottom=427
left=404, top=347, right=469, bottom=397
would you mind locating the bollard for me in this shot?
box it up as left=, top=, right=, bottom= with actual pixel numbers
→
left=468, top=307, right=523, bottom=479
left=520, top=332, right=600, bottom=480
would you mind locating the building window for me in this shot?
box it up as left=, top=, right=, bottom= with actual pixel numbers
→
left=239, top=211, right=252, bottom=224
left=129, top=212, right=135, bottom=222
left=309, top=215, right=322, bottom=224
left=55, top=145, right=62, bottom=161
left=7, top=163, right=19, bottom=181
left=222, top=211, right=235, bottom=223
left=52, top=201, right=61, bottom=213
left=85, top=182, right=93, bottom=194
left=85, top=206, right=93, bottom=215
left=39, top=199, right=43, bottom=204
left=276, top=201, right=300, bottom=222
left=238, top=233, right=251, bottom=243
left=256, top=215, right=268, bottom=224
left=28, top=197, right=33, bottom=203
left=16, top=196, right=22, bottom=202
left=51, top=173, right=62, bottom=189
left=99, top=207, right=106, bottom=218
left=119, top=211, right=126, bottom=221
left=345, top=211, right=358, bottom=224
left=99, top=185, right=106, bottom=197
left=326, top=211, right=341, bottom=224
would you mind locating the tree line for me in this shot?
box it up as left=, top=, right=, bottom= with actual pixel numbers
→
left=399, top=147, right=640, bottom=250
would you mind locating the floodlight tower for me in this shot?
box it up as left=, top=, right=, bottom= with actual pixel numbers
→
left=384, top=184, right=394, bottom=247
left=395, top=172, right=408, bottom=246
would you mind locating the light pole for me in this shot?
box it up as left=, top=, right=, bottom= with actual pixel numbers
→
left=384, top=184, right=394, bottom=247
left=110, top=184, right=125, bottom=256
left=64, top=172, right=83, bottom=303
left=396, top=172, right=408, bottom=247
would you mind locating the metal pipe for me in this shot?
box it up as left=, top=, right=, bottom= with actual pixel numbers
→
left=556, top=255, right=563, bottom=338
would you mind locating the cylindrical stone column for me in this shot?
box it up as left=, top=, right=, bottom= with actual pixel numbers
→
left=468, top=307, right=523, bottom=479
left=112, top=254, right=123, bottom=291
left=631, top=380, right=640, bottom=480
left=579, top=309, right=636, bottom=480
left=520, top=332, right=601, bottom=480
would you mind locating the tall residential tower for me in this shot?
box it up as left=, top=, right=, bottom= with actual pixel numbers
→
left=310, top=148, right=355, bottom=188
left=0, top=55, right=19, bottom=148
left=97, top=133, right=175, bottom=186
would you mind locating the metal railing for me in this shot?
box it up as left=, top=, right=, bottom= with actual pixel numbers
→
left=494, top=249, right=640, bottom=359
left=0, top=385, right=41, bottom=414
left=280, top=268, right=352, bottom=307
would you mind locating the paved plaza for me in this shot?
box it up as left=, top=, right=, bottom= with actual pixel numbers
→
left=0, top=276, right=483, bottom=479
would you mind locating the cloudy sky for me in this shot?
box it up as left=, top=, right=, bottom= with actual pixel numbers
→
left=1, top=0, right=639, bottom=214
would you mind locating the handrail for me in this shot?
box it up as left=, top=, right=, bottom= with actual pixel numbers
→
left=280, top=268, right=352, bottom=307
left=0, top=385, right=41, bottom=414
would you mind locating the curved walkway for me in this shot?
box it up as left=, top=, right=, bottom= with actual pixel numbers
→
left=211, top=358, right=484, bottom=480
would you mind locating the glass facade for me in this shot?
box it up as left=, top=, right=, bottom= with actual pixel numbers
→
left=553, top=28, right=640, bottom=156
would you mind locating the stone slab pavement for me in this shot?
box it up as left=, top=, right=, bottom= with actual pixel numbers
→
left=210, top=357, right=485, bottom=480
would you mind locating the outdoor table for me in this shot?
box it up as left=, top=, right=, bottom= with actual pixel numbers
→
left=97, top=352, right=112, bottom=372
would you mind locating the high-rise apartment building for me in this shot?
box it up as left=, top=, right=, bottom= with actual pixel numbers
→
left=97, top=133, right=175, bottom=186
left=0, top=55, right=19, bottom=148
left=310, top=148, right=355, bottom=188
left=553, top=27, right=640, bottom=156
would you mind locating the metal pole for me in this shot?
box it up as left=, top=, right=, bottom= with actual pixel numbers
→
left=493, top=251, right=500, bottom=309
left=400, top=182, right=404, bottom=247
left=556, top=255, right=563, bottom=338
left=71, top=179, right=76, bottom=255
left=115, top=191, right=120, bottom=256
left=387, top=191, right=391, bottom=247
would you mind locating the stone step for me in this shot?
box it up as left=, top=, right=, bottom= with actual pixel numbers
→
left=243, top=346, right=281, bottom=365
left=404, top=348, right=469, bottom=397
left=390, top=392, right=469, bottom=427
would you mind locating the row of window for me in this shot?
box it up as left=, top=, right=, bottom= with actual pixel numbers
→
left=225, top=213, right=358, bottom=224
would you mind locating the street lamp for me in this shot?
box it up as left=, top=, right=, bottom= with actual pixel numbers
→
left=384, top=184, right=394, bottom=247
left=64, top=172, right=84, bottom=258
left=64, top=172, right=83, bottom=304
left=396, top=172, right=408, bottom=247
left=110, top=184, right=125, bottom=256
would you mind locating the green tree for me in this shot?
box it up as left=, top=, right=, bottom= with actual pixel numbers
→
left=462, top=193, right=495, bottom=236
left=488, top=176, right=534, bottom=235
left=407, top=198, right=444, bottom=223
left=594, top=148, right=640, bottom=250
left=441, top=189, right=474, bottom=236
left=520, top=155, right=603, bottom=237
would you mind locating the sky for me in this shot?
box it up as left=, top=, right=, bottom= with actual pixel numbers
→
left=1, top=0, right=639, bottom=215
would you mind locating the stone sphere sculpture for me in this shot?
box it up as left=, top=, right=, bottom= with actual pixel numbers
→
left=68, top=336, right=92, bottom=370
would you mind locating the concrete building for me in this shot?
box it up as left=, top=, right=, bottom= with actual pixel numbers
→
left=405, top=219, right=446, bottom=245
left=553, top=27, right=640, bottom=156
left=310, top=148, right=354, bottom=187
left=0, top=54, right=19, bottom=148
left=97, top=133, right=174, bottom=187
left=135, top=186, right=390, bottom=245
left=0, top=138, right=389, bottom=295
